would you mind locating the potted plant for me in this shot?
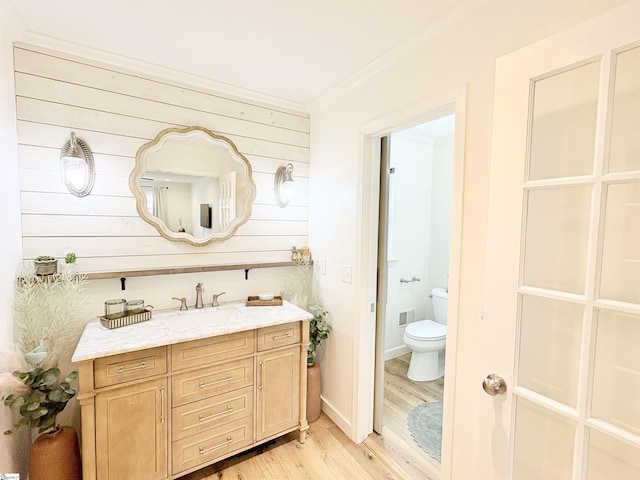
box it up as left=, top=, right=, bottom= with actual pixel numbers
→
left=33, top=256, right=57, bottom=276
left=1, top=346, right=81, bottom=479
left=3, top=266, right=87, bottom=479
left=64, top=252, right=76, bottom=264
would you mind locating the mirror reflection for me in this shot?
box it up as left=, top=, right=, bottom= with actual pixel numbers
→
left=130, top=126, right=256, bottom=246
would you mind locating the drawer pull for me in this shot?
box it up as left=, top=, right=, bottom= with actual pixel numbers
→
left=159, top=386, right=166, bottom=424
left=199, top=375, right=232, bottom=389
left=117, top=361, right=147, bottom=373
left=259, top=361, right=264, bottom=392
left=271, top=332, right=291, bottom=341
left=199, top=436, right=233, bottom=455
left=199, top=405, right=233, bottom=422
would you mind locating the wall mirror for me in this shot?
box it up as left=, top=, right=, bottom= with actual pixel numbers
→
left=130, top=126, right=256, bottom=246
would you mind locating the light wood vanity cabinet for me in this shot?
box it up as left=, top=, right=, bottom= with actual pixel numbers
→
left=77, top=320, right=309, bottom=480
left=95, top=378, right=168, bottom=480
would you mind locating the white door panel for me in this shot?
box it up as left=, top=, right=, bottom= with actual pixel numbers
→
left=483, top=3, right=640, bottom=478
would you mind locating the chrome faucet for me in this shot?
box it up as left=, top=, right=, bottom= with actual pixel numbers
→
left=211, top=291, right=226, bottom=307
left=172, top=297, right=188, bottom=311
left=195, top=283, right=205, bottom=309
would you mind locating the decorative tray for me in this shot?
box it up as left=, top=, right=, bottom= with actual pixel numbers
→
left=99, top=309, right=152, bottom=329
left=246, top=295, right=283, bottom=306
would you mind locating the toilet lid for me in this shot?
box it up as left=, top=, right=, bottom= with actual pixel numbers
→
left=405, top=319, right=446, bottom=340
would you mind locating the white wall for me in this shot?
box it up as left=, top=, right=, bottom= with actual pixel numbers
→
left=14, top=44, right=310, bottom=272
left=307, top=1, right=629, bottom=477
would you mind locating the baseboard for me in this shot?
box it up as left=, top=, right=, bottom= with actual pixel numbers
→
left=319, top=395, right=351, bottom=437
left=384, top=345, right=410, bottom=361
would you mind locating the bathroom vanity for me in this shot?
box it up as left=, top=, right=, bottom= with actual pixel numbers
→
left=72, top=301, right=312, bottom=480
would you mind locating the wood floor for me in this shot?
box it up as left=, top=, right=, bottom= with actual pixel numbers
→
left=179, top=354, right=443, bottom=480
left=364, top=353, right=444, bottom=480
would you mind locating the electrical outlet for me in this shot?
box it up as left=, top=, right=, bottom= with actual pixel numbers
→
left=340, top=265, right=352, bottom=283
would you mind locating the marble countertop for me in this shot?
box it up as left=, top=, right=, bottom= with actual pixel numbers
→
left=72, top=300, right=313, bottom=363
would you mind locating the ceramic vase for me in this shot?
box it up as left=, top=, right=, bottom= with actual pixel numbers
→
left=306, top=362, right=322, bottom=423
left=29, top=426, right=82, bottom=480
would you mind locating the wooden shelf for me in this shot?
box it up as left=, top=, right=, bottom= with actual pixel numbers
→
left=84, top=261, right=303, bottom=280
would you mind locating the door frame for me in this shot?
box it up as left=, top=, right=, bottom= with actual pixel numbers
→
left=353, top=86, right=468, bottom=478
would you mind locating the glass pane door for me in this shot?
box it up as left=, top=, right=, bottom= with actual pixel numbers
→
left=512, top=45, right=640, bottom=479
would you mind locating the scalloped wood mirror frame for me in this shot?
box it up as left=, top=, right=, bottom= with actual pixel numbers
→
left=129, top=126, right=256, bottom=246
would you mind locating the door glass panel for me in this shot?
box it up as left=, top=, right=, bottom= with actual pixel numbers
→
left=518, top=295, right=583, bottom=407
left=609, top=45, right=640, bottom=173
left=600, top=182, right=640, bottom=303
left=587, top=429, right=640, bottom=478
left=512, top=397, right=576, bottom=480
left=528, top=61, right=600, bottom=180
left=591, top=309, right=640, bottom=436
left=523, top=186, right=592, bottom=293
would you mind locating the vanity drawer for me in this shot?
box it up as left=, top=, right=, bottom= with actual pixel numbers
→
left=171, top=330, right=255, bottom=371
left=172, top=416, right=253, bottom=475
left=257, top=322, right=301, bottom=351
left=172, top=357, right=253, bottom=406
left=94, top=346, right=167, bottom=388
left=172, top=386, right=253, bottom=441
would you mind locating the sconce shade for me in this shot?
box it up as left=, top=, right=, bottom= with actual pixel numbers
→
left=61, top=132, right=95, bottom=197
left=274, top=163, right=295, bottom=207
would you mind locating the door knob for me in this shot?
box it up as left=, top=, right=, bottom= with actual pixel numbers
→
left=482, top=374, right=507, bottom=396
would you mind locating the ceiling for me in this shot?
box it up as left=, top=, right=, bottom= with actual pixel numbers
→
left=8, top=0, right=500, bottom=105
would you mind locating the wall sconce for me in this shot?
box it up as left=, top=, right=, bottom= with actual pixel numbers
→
left=274, top=163, right=295, bottom=208
left=60, top=131, right=95, bottom=197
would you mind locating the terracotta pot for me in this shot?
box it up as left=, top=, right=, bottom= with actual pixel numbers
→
left=306, top=363, right=322, bottom=423
left=30, top=426, right=82, bottom=480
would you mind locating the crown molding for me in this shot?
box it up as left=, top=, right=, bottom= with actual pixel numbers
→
left=308, top=0, right=500, bottom=108
left=15, top=32, right=309, bottom=116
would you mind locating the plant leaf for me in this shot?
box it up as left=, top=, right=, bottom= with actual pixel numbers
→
left=38, top=368, right=60, bottom=387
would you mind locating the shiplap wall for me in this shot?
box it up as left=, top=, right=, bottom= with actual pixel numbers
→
left=14, top=44, right=310, bottom=273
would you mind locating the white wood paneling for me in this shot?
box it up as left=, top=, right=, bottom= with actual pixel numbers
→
left=14, top=44, right=309, bottom=273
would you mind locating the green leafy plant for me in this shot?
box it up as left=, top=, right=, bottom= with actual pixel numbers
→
left=64, top=252, right=77, bottom=264
left=2, top=346, right=77, bottom=434
left=307, top=305, right=331, bottom=364
left=34, top=255, right=55, bottom=262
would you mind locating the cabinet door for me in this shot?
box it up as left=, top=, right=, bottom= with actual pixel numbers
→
left=256, top=346, right=300, bottom=441
left=96, top=379, right=168, bottom=480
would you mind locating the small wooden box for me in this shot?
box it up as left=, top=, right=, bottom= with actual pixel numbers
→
left=245, top=295, right=283, bottom=306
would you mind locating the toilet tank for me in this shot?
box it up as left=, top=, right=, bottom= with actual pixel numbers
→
left=431, top=287, right=448, bottom=325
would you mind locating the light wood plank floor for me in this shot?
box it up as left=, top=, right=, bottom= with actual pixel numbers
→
left=179, top=354, right=443, bottom=480
left=364, top=354, right=444, bottom=480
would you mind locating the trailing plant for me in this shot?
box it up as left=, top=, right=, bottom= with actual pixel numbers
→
left=1, top=346, right=77, bottom=434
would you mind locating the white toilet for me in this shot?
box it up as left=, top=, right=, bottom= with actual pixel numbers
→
left=403, top=287, right=448, bottom=381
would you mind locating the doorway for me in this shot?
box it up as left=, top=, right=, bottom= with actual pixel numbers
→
left=372, top=116, right=455, bottom=478
left=355, top=88, right=467, bottom=479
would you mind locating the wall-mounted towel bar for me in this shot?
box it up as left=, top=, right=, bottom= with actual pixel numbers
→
left=400, top=276, right=421, bottom=283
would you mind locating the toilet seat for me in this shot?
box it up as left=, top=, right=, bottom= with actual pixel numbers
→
left=404, top=319, right=446, bottom=341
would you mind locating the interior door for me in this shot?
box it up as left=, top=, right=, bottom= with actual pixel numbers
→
left=483, top=3, right=640, bottom=479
